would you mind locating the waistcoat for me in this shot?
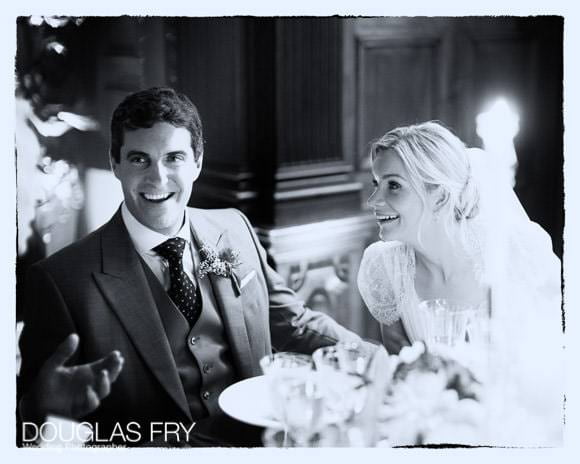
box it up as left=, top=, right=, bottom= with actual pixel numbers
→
left=141, top=258, right=238, bottom=419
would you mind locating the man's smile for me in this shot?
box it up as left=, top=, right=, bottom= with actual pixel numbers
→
left=139, top=192, right=176, bottom=203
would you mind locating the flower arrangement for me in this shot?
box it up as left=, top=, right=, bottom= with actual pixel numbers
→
left=198, top=244, right=241, bottom=279
left=377, top=342, right=486, bottom=446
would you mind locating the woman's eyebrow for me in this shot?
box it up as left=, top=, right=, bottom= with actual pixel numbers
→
left=379, top=173, right=405, bottom=181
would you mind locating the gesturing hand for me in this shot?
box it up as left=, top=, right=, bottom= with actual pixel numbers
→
left=22, top=333, right=124, bottom=421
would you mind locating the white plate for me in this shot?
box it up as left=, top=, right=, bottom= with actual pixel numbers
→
left=219, top=376, right=282, bottom=428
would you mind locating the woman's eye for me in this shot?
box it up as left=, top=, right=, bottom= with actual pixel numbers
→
left=388, top=181, right=401, bottom=191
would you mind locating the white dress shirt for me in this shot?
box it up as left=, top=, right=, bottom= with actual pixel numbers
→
left=121, top=203, right=199, bottom=291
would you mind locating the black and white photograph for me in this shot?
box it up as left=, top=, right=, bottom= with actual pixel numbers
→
left=4, top=1, right=579, bottom=460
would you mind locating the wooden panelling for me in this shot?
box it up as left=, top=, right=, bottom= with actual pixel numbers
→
left=276, top=18, right=344, bottom=168
left=172, top=18, right=248, bottom=173
left=175, top=18, right=363, bottom=226
left=356, top=37, right=440, bottom=169
left=346, top=18, right=451, bottom=170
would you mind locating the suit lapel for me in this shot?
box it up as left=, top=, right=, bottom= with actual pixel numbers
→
left=189, top=209, right=256, bottom=377
left=93, top=210, right=192, bottom=421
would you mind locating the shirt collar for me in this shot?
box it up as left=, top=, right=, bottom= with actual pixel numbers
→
left=121, top=203, right=192, bottom=256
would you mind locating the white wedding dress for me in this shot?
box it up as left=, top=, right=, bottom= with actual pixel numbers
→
left=357, top=149, right=563, bottom=446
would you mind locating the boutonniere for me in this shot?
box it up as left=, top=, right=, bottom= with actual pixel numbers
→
left=198, top=243, right=241, bottom=279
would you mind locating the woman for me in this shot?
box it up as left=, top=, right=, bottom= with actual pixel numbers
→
left=357, top=121, right=562, bottom=445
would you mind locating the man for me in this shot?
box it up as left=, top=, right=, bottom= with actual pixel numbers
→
left=18, top=87, right=363, bottom=446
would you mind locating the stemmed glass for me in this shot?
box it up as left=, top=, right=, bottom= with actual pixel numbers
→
left=312, top=342, right=378, bottom=444
left=276, top=371, right=325, bottom=446
left=419, top=298, right=491, bottom=381
left=260, top=352, right=322, bottom=447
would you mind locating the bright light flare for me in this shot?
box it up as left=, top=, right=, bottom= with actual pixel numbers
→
left=476, top=98, right=520, bottom=187
left=476, top=98, right=520, bottom=145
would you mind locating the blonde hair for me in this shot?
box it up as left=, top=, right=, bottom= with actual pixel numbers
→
left=370, top=121, right=479, bottom=248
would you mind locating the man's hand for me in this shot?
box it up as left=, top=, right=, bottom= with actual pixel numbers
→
left=21, top=334, right=124, bottom=422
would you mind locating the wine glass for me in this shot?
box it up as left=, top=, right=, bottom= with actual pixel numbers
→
left=276, top=370, right=326, bottom=446
left=312, top=343, right=374, bottom=427
left=259, top=352, right=319, bottom=446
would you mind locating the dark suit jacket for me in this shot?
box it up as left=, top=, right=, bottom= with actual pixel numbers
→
left=18, top=207, right=361, bottom=446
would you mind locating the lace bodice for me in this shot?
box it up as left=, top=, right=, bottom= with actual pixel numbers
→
left=357, top=241, right=418, bottom=330
left=357, top=240, right=491, bottom=343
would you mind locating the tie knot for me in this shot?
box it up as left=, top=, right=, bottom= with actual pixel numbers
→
left=153, top=237, right=187, bottom=262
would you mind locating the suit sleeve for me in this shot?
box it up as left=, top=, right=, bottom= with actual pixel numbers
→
left=231, top=210, right=362, bottom=354
left=16, top=263, right=79, bottom=445
left=18, top=263, right=78, bottom=403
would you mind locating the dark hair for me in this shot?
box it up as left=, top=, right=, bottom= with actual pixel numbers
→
left=109, top=87, right=203, bottom=163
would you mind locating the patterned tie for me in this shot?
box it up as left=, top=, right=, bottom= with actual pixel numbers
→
left=153, top=237, right=202, bottom=326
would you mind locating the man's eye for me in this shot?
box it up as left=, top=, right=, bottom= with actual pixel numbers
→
left=129, top=156, right=147, bottom=165
left=166, top=154, right=185, bottom=163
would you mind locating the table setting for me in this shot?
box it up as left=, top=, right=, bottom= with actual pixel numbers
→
left=219, top=298, right=496, bottom=447
left=24, top=297, right=558, bottom=448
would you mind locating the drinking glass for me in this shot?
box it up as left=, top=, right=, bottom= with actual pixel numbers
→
left=419, top=299, right=492, bottom=382
left=259, top=352, right=319, bottom=446
left=277, top=371, right=326, bottom=446
left=312, top=342, right=374, bottom=424
left=259, top=352, right=313, bottom=375
left=313, top=341, right=377, bottom=377
left=419, top=299, right=476, bottom=348
left=466, top=304, right=491, bottom=348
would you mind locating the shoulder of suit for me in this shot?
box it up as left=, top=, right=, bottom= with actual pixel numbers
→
left=187, top=207, right=249, bottom=226
left=33, top=218, right=108, bottom=272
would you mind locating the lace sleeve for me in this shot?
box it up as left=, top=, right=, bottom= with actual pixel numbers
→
left=357, top=241, right=415, bottom=326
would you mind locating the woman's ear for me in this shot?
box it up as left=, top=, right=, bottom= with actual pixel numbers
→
left=430, top=186, right=450, bottom=212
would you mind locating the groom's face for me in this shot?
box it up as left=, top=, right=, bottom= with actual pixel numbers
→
left=112, top=122, right=202, bottom=236
left=368, top=149, right=424, bottom=244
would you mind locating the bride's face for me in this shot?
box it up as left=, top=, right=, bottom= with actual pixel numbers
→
left=369, top=149, right=427, bottom=244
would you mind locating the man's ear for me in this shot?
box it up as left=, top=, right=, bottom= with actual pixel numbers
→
left=193, top=153, right=203, bottom=178
left=190, top=153, right=204, bottom=183
left=195, top=152, right=203, bottom=170
left=109, top=151, right=120, bottom=179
